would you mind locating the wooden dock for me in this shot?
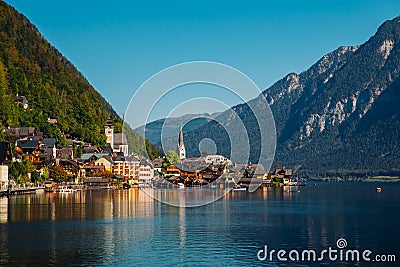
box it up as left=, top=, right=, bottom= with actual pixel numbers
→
left=0, top=187, right=45, bottom=197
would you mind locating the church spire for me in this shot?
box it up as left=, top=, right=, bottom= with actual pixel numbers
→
left=179, top=121, right=184, bottom=147
left=177, top=121, right=186, bottom=160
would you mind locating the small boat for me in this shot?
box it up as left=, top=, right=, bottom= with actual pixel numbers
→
left=177, top=183, right=185, bottom=189
left=44, top=181, right=56, bottom=192
left=376, top=187, right=382, bottom=192
left=233, top=187, right=247, bottom=191
left=57, top=186, right=74, bottom=193
left=233, top=184, right=246, bottom=191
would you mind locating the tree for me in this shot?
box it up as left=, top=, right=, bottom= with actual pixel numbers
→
left=9, top=161, right=27, bottom=184
left=23, top=156, right=34, bottom=173
left=49, top=166, right=67, bottom=183
left=41, top=167, right=49, bottom=181
left=31, top=170, right=41, bottom=184
left=145, top=139, right=163, bottom=160
left=165, top=150, right=180, bottom=166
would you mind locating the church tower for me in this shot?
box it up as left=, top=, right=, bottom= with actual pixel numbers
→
left=177, top=122, right=186, bottom=160
left=105, top=118, right=114, bottom=149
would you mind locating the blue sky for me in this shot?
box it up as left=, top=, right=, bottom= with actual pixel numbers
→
left=4, top=0, right=400, bottom=125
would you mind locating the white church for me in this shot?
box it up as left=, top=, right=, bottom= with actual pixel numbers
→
left=177, top=122, right=186, bottom=160
left=105, top=119, right=129, bottom=156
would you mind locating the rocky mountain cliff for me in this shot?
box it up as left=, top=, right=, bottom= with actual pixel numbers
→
left=180, top=16, right=400, bottom=177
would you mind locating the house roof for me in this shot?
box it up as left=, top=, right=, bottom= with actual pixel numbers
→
left=7, top=127, right=36, bottom=138
left=102, top=145, right=113, bottom=155
left=105, top=119, right=114, bottom=127
left=57, top=146, right=74, bottom=160
left=175, top=161, right=209, bottom=173
left=151, top=158, right=164, bottom=168
left=140, top=161, right=153, bottom=168
left=19, top=127, right=35, bottom=137
left=228, top=163, right=246, bottom=173
left=81, top=153, right=109, bottom=161
left=42, top=138, right=56, bottom=148
left=16, top=95, right=28, bottom=103
left=17, top=139, right=39, bottom=149
left=83, top=147, right=97, bottom=154
left=0, top=142, right=10, bottom=164
left=97, top=155, right=114, bottom=163
left=275, top=168, right=293, bottom=176
left=112, top=155, right=140, bottom=163
left=114, top=133, right=128, bottom=145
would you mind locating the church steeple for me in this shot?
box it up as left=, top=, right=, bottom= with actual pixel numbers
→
left=177, top=121, right=186, bottom=160
left=105, top=118, right=114, bottom=149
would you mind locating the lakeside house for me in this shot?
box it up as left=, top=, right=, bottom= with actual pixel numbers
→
left=270, top=168, right=293, bottom=185
left=151, top=157, right=164, bottom=173
left=154, top=124, right=291, bottom=188
left=0, top=142, right=11, bottom=191
left=138, top=161, right=154, bottom=184
left=2, top=119, right=294, bottom=189
left=93, top=153, right=154, bottom=183
left=1, top=119, right=155, bottom=186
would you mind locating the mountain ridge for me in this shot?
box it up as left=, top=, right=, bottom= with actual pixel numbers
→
left=140, top=15, right=400, bottom=177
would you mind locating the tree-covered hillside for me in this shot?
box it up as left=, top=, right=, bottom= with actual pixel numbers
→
left=0, top=2, right=156, bottom=156
left=0, top=2, right=114, bottom=144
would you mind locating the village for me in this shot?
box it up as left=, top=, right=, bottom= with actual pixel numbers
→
left=0, top=117, right=295, bottom=195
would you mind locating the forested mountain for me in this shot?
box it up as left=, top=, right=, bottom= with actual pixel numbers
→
left=158, top=16, right=400, bottom=177
left=0, top=2, right=151, bottom=155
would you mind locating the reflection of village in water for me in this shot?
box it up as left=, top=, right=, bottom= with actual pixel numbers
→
left=0, top=186, right=303, bottom=224
left=0, top=189, right=155, bottom=223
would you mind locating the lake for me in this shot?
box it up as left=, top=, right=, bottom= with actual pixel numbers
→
left=0, top=183, right=399, bottom=266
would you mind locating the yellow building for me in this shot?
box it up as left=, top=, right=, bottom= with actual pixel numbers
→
left=95, top=156, right=113, bottom=172
left=94, top=155, right=141, bottom=180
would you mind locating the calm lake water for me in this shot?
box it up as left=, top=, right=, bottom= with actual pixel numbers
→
left=0, top=183, right=399, bottom=266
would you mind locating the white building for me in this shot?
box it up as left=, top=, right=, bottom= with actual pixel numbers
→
left=204, top=155, right=232, bottom=165
left=112, top=155, right=140, bottom=180
left=0, top=142, right=10, bottom=191
left=105, top=119, right=129, bottom=156
left=138, top=161, right=154, bottom=184
left=0, top=165, right=8, bottom=191
left=113, top=133, right=129, bottom=156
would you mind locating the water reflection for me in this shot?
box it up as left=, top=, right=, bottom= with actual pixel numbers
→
left=143, top=188, right=231, bottom=207
left=0, top=197, right=7, bottom=223
left=0, top=184, right=398, bottom=266
left=3, top=188, right=156, bottom=222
